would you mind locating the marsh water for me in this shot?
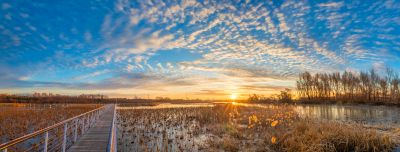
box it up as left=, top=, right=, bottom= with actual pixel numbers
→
left=294, top=104, right=400, bottom=126
left=117, top=102, right=400, bottom=152
left=119, top=102, right=400, bottom=126
left=234, top=102, right=400, bottom=126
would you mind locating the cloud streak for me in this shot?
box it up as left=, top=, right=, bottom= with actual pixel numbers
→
left=1, top=0, right=399, bottom=99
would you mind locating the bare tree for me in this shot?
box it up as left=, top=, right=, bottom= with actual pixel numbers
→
left=296, top=67, right=398, bottom=104
left=279, top=88, right=293, bottom=103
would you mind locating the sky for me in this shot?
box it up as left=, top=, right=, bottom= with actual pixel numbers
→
left=1, top=0, right=400, bottom=99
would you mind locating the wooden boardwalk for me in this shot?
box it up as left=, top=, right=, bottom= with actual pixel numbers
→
left=68, top=105, right=115, bottom=152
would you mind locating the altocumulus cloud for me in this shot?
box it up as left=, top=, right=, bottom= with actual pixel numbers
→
left=0, top=0, right=399, bottom=98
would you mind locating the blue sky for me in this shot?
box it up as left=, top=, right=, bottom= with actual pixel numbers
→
left=1, top=0, right=400, bottom=99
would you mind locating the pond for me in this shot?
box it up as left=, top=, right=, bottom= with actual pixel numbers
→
left=228, top=102, right=400, bottom=126
left=119, top=102, right=400, bottom=126
left=294, top=104, right=400, bottom=126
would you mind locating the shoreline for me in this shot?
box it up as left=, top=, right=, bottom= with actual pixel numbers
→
left=236, top=100, right=400, bottom=107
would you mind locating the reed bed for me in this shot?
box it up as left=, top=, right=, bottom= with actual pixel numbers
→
left=117, top=103, right=397, bottom=152
left=0, top=104, right=100, bottom=143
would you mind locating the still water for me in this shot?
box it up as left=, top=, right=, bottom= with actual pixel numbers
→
left=294, top=104, right=400, bottom=126
left=231, top=102, right=400, bottom=126
left=119, top=102, right=400, bottom=126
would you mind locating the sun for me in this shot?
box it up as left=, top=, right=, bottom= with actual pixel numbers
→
left=230, top=94, right=237, bottom=100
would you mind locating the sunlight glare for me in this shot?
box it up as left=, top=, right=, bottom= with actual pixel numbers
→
left=230, top=94, right=237, bottom=100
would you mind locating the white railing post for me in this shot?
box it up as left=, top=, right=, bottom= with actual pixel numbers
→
left=90, top=113, right=93, bottom=127
left=44, top=131, right=48, bottom=152
left=62, top=123, right=67, bottom=152
left=87, top=114, right=90, bottom=129
left=85, top=115, right=88, bottom=130
left=87, top=113, right=90, bottom=128
left=94, top=111, right=97, bottom=123
left=92, top=113, right=95, bottom=126
left=73, top=120, right=77, bottom=143
left=81, top=118, right=85, bottom=135
left=88, top=113, right=92, bottom=128
left=89, top=113, right=92, bottom=127
left=96, top=110, right=99, bottom=120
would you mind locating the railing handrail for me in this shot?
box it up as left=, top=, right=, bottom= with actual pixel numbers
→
left=0, top=105, right=107, bottom=150
left=107, top=104, right=117, bottom=152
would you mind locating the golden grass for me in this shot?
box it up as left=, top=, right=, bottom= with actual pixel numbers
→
left=266, top=121, right=395, bottom=152
left=117, top=103, right=398, bottom=152
left=0, top=104, right=100, bottom=143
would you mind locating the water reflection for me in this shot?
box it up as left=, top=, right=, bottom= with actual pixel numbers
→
left=117, top=102, right=400, bottom=126
left=220, top=102, right=400, bottom=126
left=294, top=104, right=400, bottom=126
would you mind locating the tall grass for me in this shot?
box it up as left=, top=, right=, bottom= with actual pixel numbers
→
left=117, top=103, right=397, bottom=152
left=0, top=104, right=99, bottom=143
left=267, top=121, right=394, bottom=152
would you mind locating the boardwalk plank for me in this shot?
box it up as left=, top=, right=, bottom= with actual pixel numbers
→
left=67, top=106, right=114, bottom=152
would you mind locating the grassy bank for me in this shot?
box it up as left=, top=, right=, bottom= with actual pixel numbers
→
left=117, top=103, right=398, bottom=152
left=213, top=120, right=396, bottom=152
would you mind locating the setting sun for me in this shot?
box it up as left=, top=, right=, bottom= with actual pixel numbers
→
left=230, top=94, right=237, bottom=100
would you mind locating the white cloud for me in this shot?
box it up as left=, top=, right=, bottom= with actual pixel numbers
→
left=318, top=2, right=343, bottom=8
left=78, top=0, right=398, bottom=93
left=277, top=13, right=289, bottom=32
left=2, top=3, right=11, bottom=10
left=84, top=32, right=92, bottom=42
left=373, top=61, right=385, bottom=71
left=125, top=64, right=134, bottom=72
left=74, top=70, right=110, bottom=80
left=5, top=13, right=12, bottom=20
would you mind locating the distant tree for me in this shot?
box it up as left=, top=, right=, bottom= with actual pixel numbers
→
left=279, top=88, right=293, bottom=103
left=248, top=94, right=261, bottom=102
left=155, top=97, right=171, bottom=102
left=296, top=66, right=400, bottom=104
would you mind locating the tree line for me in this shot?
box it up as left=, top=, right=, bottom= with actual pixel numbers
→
left=0, top=94, right=142, bottom=104
left=247, top=88, right=293, bottom=103
left=0, top=94, right=208, bottom=104
left=296, top=67, right=400, bottom=104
